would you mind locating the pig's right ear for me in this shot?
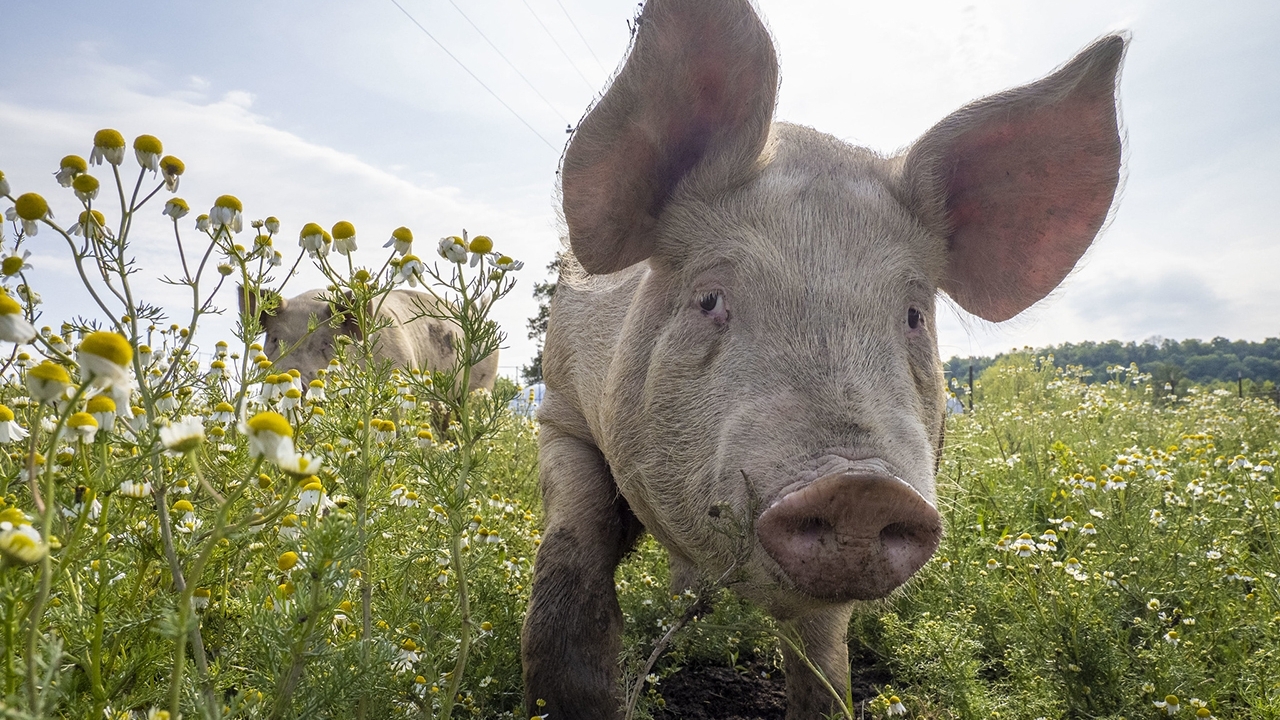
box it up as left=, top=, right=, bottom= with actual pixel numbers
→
left=562, top=0, right=779, bottom=274
left=901, top=35, right=1127, bottom=322
left=238, top=285, right=284, bottom=325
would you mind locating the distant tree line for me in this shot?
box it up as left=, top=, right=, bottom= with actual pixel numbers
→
left=944, top=337, right=1280, bottom=392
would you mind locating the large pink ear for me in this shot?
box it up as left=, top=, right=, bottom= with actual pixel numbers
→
left=562, top=0, right=778, bottom=275
left=902, top=35, right=1127, bottom=322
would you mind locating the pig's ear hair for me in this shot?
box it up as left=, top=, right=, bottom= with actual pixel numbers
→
left=902, top=34, right=1127, bottom=322
left=238, top=285, right=285, bottom=325
left=562, top=0, right=779, bottom=275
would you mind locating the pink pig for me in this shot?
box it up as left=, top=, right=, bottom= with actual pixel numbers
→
left=522, top=1, right=1125, bottom=716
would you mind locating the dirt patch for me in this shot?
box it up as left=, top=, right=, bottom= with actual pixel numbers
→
left=651, top=655, right=890, bottom=720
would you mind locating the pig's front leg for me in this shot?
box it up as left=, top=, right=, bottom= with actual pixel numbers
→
left=779, top=604, right=856, bottom=719
left=522, top=426, right=643, bottom=719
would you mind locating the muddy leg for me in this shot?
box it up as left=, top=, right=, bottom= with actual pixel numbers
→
left=780, top=603, right=856, bottom=720
left=522, top=427, right=642, bottom=720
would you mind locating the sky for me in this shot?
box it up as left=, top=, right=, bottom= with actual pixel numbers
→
left=1, top=0, right=1277, bottom=378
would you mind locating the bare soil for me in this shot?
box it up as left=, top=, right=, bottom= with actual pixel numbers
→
left=652, top=656, right=890, bottom=720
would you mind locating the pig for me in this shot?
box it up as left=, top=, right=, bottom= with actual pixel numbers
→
left=520, top=0, right=1125, bottom=717
left=243, top=287, right=499, bottom=390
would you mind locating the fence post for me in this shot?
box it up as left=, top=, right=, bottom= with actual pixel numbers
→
left=968, top=365, right=974, bottom=413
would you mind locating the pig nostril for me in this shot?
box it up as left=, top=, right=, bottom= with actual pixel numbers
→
left=795, top=516, right=834, bottom=539
left=879, top=522, right=915, bottom=550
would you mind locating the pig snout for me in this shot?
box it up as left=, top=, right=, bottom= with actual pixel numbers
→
left=756, top=472, right=942, bottom=602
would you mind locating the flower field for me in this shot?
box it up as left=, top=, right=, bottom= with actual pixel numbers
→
left=1, top=133, right=1278, bottom=719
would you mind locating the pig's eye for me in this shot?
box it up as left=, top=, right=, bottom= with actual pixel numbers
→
left=907, top=307, right=922, bottom=330
left=696, top=291, right=728, bottom=323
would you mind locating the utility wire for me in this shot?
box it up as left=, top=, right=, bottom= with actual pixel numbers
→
left=444, top=0, right=572, bottom=125
left=520, top=0, right=598, bottom=93
left=553, top=0, right=609, bottom=75
left=388, top=0, right=559, bottom=151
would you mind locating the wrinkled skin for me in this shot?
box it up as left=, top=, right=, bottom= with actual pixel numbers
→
left=243, top=288, right=498, bottom=390
left=521, top=1, right=1126, bottom=717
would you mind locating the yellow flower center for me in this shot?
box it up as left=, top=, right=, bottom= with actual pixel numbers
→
left=0, top=405, right=13, bottom=422
left=300, top=222, right=323, bottom=238
left=401, top=639, right=417, bottom=652
left=247, top=411, right=293, bottom=438
left=278, top=551, right=299, bottom=571
left=86, top=396, right=116, bottom=413
left=68, top=412, right=98, bottom=429
left=214, top=194, right=243, bottom=212
left=167, top=198, right=189, bottom=212
left=468, top=235, right=493, bottom=253
left=172, top=499, right=195, bottom=513
left=29, top=361, right=71, bottom=384
left=132, top=134, right=163, bottom=155
left=331, top=221, right=356, bottom=240
left=160, top=155, right=185, bottom=175
left=93, top=128, right=125, bottom=149
left=392, top=226, right=413, bottom=242
left=193, top=587, right=211, bottom=598
left=60, top=155, right=88, bottom=173
left=301, top=480, right=324, bottom=493
left=80, top=331, right=134, bottom=367
left=14, top=193, right=49, bottom=221
left=0, top=294, right=21, bottom=315
left=400, top=254, right=421, bottom=265
left=72, top=174, right=99, bottom=193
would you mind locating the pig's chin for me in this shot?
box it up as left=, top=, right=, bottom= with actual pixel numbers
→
left=753, top=457, right=941, bottom=603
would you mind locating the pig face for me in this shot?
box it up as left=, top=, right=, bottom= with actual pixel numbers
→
left=241, top=289, right=351, bottom=383
left=595, top=135, right=950, bottom=609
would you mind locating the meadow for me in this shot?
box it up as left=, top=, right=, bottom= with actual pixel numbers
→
left=0, top=133, right=1277, bottom=719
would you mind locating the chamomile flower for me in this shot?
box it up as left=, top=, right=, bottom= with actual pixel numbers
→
left=195, top=214, right=211, bottom=232
left=467, top=234, right=493, bottom=266
left=67, top=411, right=99, bottom=443
left=69, top=209, right=108, bottom=240
left=133, top=134, right=163, bottom=172
left=117, top=479, right=152, bottom=498
left=244, top=411, right=294, bottom=464
left=77, top=331, right=134, bottom=390
left=392, top=639, right=421, bottom=673
left=294, top=478, right=329, bottom=514
left=163, top=198, right=189, bottom=220
left=0, top=251, right=32, bottom=286
left=160, top=416, right=205, bottom=453
left=209, top=195, right=243, bottom=234
left=299, top=222, right=327, bottom=256
left=0, top=292, right=36, bottom=343
left=278, top=513, right=301, bottom=540
left=159, top=155, right=185, bottom=191
left=0, top=508, right=47, bottom=565
left=416, top=427, right=434, bottom=448
left=1154, top=695, right=1181, bottom=715
left=90, top=129, right=127, bottom=166
left=191, top=588, right=211, bottom=610
left=264, top=216, right=280, bottom=234
left=0, top=171, right=7, bottom=197
left=55, top=155, right=88, bottom=187
left=72, top=173, right=100, bottom=203
left=211, top=401, right=236, bottom=424
left=307, top=378, right=326, bottom=402
left=395, top=254, right=427, bottom=286
left=278, top=387, right=302, bottom=411
left=490, top=253, right=524, bottom=272
left=886, top=695, right=907, bottom=716
left=85, top=392, right=117, bottom=430
left=0, top=404, right=28, bottom=443
left=332, top=221, right=357, bottom=255
left=384, top=226, right=413, bottom=254
left=437, top=236, right=468, bottom=263
left=27, top=361, right=72, bottom=403
left=278, top=451, right=323, bottom=480
left=7, top=193, right=52, bottom=236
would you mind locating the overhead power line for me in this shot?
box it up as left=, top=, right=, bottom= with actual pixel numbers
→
left=520, top=0, right=598, bottom=93
left=553, top=0, right=609, bottom=75
left=444, top=0, right=572, bottom=125
left=388, top=0, right=559, bottom=152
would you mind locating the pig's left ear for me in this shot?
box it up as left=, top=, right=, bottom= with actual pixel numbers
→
left=239, top=285, right=285, bottom=324
left=562, top=0, right=779, bottom=274
left=901, top=35, right=1127, bottom=322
